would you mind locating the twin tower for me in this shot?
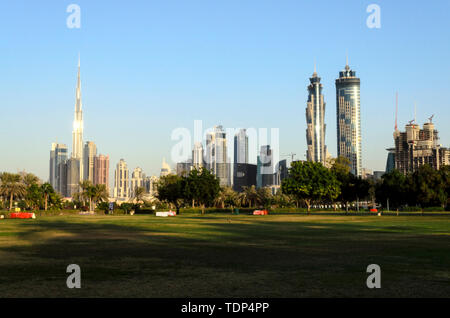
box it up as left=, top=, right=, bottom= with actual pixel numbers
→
left=305, top=61, right=361, bottom=176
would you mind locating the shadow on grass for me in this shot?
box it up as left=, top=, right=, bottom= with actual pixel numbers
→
left=0, top=215, right=449, bottom=297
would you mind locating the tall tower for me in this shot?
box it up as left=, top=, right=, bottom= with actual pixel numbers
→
left=72, top=56, right=84, bottom=180
left=335, top=58, right=361, bottom=176
left=306, top=66, right=327, bottom=165
left=192, top=142, right=204, bottom=169
left=206, top=125, right=229, bottom=187
left=114, top=159, right=130, bottom=200
left=234, top=129, right=249, bottom=164
left=83, top=141, right=97, bottom=183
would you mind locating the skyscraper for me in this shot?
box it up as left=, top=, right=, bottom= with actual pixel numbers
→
left=114, top=159, right=130, bottom=200
left=234, top=129, right=249, bottom=164
left=335, top=58, right=361, bottom=176
left=93, top=154, right=109, bottom=191
left=206, top=125, right=229, bottom=187
left=306, top=67, right=327, bottom=165
left=49, top=143, right=68, bottom=193
left=257, top=145, right=273, bottom=188
left=66, top=158, right=81, bottom=198
left=130, top=167, right=145, bottom=197
left=160, top=158, right=172, bottom=177
left=192, top=142, right=204, bottom=169
left=83, top=141, right=97, bottom=183
left=72, top=56, right=84, bottom=181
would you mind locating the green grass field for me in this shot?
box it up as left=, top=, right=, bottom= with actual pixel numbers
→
left=0, top=213, right=449, bottom=297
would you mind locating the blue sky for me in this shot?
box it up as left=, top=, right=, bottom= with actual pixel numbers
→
left=1, top=0, right=449, bottom=183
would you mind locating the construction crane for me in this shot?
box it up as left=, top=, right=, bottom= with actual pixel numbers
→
left=428, top=114, right=434, bottom=123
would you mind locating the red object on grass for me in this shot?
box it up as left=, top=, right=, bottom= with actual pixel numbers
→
left=370, top=208, right=378, bottom=212
left=10, top=212, right=35, bottom=219
left=253, top=210, right=269, bottom=215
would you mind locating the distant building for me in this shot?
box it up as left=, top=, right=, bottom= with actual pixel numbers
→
left=160, top=158, right=172, bottom=177
left=83, top=141, right=97, bottom=183
left=206, top=125, right=230, bottom=187
left=234, top=129, right=249, bottom=164
left=373, top=171, right=385, bottom=180
left=130, top=167, right=145, bottom=198
left=192, top=142, right=204, bottom=169
left=385, top=148, right=396, bottom=173
left=114, top=159, right=130, bottom=200
left=393, top=119, right=450, bottom=174
left=93, top=154, right=109, bottom=192
left=233, top=163, right=257, bottom=192
left=361, top=168, right=373, bottom=180
left=273, top=159, right=288, bottom=186
left=144, top=175, right=159, bottom=198
left=49, top=143, right=68, bottom=194
left=177, top=160, right=193, bottom=177
left=66, top=158, right=81, bottom=198
left=257, top=145, right=273, bottom=188
left=336, top=59, right=362, bottom=176
left=72, top=57, right=84, bottom=182
left=306, top=67, right=327, bottom=165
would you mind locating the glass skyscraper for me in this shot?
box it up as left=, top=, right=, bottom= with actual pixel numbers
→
left=306, top=68, right=327, bottom=165
left=335, top=61, right=361, bottom=176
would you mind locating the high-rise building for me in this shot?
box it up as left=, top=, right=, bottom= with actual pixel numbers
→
left=192, top=142, right=204, bottom=169
left=130, top=167, right=145, bottom=197
left=273, top=159, right=287, bottom=186
left=206, top=125, right=229, bottom=187
left=306, top=67, right=327, bottom=165
left=83, top=141, right=97, bottom=183
left=93, top=154, right=109, bottom=191
left=234, top=129, right=249, bottom=164
left=59, top=160, right=68, bottom=197
left=393, top=119, right=449, bottom=174
left=114, top=159, right=130, bottom=200
left=49, top=143, right=68, bottom=193
left=257, top=145, right=273, bottom=188
left=160, top=158, right=172, bottom=177
left=233, top=163, right=257, bottom=192
left=72, top=57, right=84, bottom=181
left=385, top=148, right=396, bottom=174
left=66, top=158, right=81, bottom=198
left=336, top=59, right=361, bottom=176
left=144, top=175, right=159, bottom=198
left=176, top=160, right=193, bottom=177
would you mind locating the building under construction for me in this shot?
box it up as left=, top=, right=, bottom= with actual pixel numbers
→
left=393, top=117, right=449, bottom=174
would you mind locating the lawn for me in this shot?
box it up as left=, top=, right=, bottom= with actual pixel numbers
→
left=0, top=213, right=449, bottom=297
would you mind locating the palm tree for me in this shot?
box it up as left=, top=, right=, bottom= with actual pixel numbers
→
left=22, top=173, right=40, bottom=187
left=78, top=180, right=93, bottom=208
left=133, top=186, right=146, bottom=205
left=40, top=183, right=54, bottom=211
left=92, top=184, right=109, bottom=210
left=0, top=173, right=27, bottom=210
left=241, top=185, right=258, bottom=207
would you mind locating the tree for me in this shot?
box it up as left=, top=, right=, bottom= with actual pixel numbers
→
left=409, top=164, right=447, bottom=208
left=439, top=165, right=450, bottom=208
left=282, top=161, right=340, bottom=214
left=133, top=186, right=146, bottom=205
left=185, top=168, right=220, bottom=214
left=375, top=169, right=407, bottom=209
left=92, top=184, right=109, bottom=209
left=40, top=183, right=54, bottom=211
left=256, top=187, right=273, bottom=209
left=0, top=173, right=27, bottom=210
left=240, top=185, right=258, bottom=208
left=156, top=174, right=186, bottom=215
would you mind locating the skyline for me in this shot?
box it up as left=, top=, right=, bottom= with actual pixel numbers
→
left=1, top=1, right=450, bottom=182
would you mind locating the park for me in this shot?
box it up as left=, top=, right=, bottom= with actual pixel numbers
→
left=0, top=212, right=448, bottom=297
